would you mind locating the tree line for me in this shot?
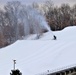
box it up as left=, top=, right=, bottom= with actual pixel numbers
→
left=45, top=3, right=76, bottom=31
left=0, top=0, right=76, bottom=47
left=32, top=0, right=76, bottom=31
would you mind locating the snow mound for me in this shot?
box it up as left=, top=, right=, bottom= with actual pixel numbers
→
left=0, top=26, right=76, bottom=75
left=53, top=26, right=76, bottom=40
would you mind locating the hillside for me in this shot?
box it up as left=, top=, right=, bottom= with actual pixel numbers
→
left=0, top=26, right=76, bottom=75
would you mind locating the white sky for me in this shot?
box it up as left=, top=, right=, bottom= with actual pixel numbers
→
left=0, top=0, right=76, bottom=6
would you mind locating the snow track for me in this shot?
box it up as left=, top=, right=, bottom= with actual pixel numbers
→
left=0, top=26, right=76, bottom=75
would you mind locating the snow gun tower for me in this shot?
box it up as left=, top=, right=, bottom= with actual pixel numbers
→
left=10, top=60, right=22, bottom=75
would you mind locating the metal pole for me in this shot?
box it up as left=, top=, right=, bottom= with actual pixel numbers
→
left=13, top=60, right=16, bottom=70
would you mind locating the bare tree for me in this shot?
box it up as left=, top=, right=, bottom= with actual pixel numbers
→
left=4, top=1, right=22, bottom=41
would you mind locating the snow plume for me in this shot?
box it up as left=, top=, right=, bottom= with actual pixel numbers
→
left=20, top=6, right=51, bottom=38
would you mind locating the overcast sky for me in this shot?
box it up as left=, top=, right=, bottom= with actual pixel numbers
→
left=0, top=0, right=76, bottom=7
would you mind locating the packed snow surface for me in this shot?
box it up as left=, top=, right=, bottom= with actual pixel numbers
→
left=0, top=26, right=76, bottom=75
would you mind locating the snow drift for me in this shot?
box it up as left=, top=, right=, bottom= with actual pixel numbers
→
left=0, top=26, right=76, bottom=75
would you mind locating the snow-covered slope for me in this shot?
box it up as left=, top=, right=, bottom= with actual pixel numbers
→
left=0, top=26, right=76, bottom=75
